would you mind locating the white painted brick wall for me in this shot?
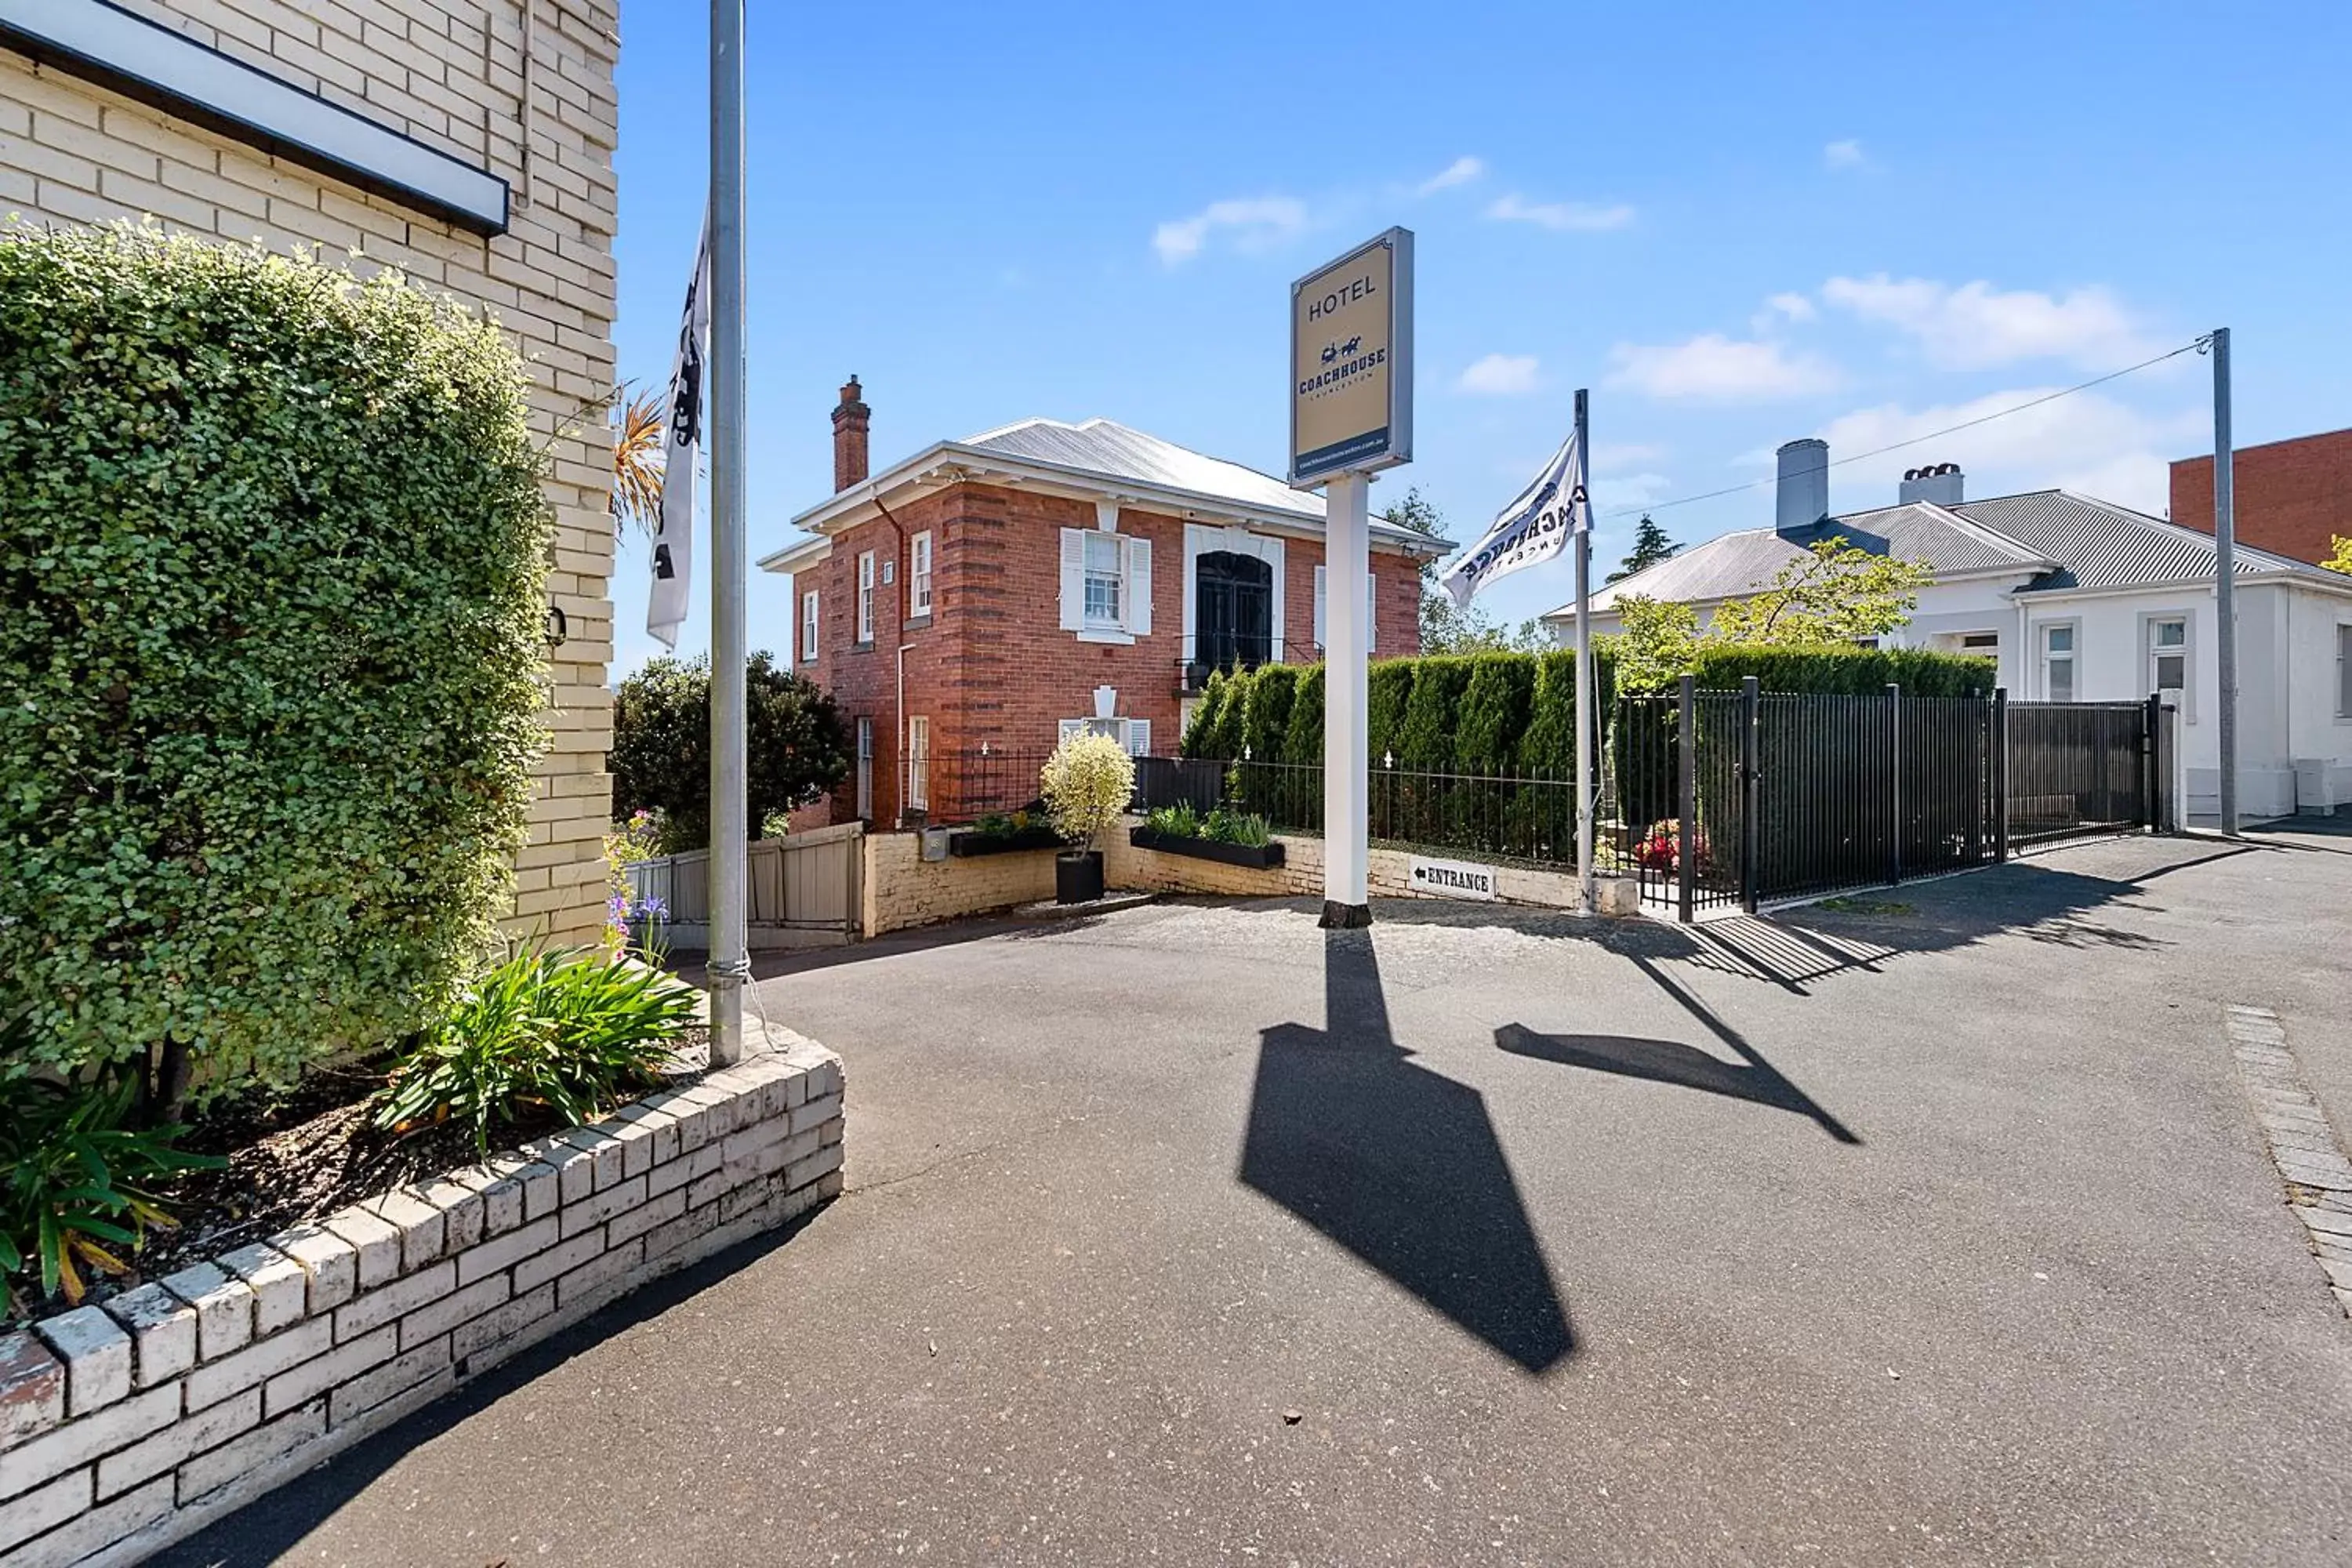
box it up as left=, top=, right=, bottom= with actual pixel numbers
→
left=0, top=1036, right=845, bottom=1567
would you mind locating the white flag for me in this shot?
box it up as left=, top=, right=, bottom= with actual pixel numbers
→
left=1439, top=426, right=1588, bottom=607
left=646, top=213, right=711, bottom=649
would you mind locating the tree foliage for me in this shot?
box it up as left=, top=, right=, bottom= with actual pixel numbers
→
left=1610, top=538, right=1936, bottom=691
left=2324, top=535, right=2351, bottom=577
left=0, top=223, right=550, bottom=1101
left=610, top=652, right=851, bottom=853
left=1607, top=515, right=1679, bottom=583
left=1039, top=731, right=1135, bottom=851
left=610, top=389, right=665, bottom=539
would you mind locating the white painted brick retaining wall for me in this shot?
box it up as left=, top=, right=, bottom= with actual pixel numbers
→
left=0, top=1033, right=844, bottom=1567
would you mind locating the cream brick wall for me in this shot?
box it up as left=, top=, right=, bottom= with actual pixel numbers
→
left=860, top=834, right=1059, bottom=938
left=0, top=0, right=620, bottom=948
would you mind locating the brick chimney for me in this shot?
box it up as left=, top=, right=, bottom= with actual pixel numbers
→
left=831, top=376, right=870, bottom=492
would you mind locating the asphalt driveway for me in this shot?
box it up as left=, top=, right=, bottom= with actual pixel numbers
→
left=165, top=824, right=2352, bottom=1566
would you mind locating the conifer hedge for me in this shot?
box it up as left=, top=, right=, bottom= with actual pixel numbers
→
left=1180, top=644, right=1992, bottom=770
left=0, top=225, right=551, bottom=1097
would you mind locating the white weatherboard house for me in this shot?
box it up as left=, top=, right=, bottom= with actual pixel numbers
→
left=1543, top=439, right=2352, bottom=824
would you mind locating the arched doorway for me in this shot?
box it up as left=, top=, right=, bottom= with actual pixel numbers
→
left=1195, top=550, right=1273, bottom=680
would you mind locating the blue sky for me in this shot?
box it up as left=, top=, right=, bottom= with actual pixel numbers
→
left=604, top=0, right=2352, bottom=677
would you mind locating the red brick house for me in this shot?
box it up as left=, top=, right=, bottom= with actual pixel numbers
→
left=2171, top=426, right=2352, bottom=566
left=759, top=380, right=1444, bottom=826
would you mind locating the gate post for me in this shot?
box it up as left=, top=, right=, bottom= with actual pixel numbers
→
left=1740, top=676, right=1761, bottom=914
left=1991, top=687, right=2009, bottom=862
left=2142, top=691, right=2162, bottom=831
left=1886, top=682, right=1903, bottom=886
left=1677, top=673, right=1697, bottom=924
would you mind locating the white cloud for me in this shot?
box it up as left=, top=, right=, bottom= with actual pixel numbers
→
left=1457, top=353, right=1542, bottom=396
left=1486, top=193, right=1636, bottom=232
left=1606, top=334, right=1842, bottom=402
left=1824, top=139, right=1867, bottom=171
left=1416, top=156, right=1486, bottom=195
left=1152, top=196, right=1309, bottom=265
left=1820, top=274, right=2158, bottom=371
left=1763, top=291, right=1817, bottom=322
left=1813, top=388, right=2203, bottom=514
left=1593, top=471, right=1673, bottom=511
left=1593, top=441, right=1668, bottom=473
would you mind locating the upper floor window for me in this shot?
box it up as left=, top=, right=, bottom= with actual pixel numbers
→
left=801, top=590, right=819, bottom=662
left=856, top=550, right=875, bottom=644
left=1058, top=525, right=1151, bottom=641
left=2042, top=622, right=2075, bottom=702
left=909, top=532, right=934, bottom=618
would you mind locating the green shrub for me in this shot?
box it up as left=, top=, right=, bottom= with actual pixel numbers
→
left=1203, top=807, right=1272, bottom=847
left=1687, top=644, right=1994, bottom=696
left=374, top=949, right=700, bottom=1153
left=0, top=223, right=550, bottom=1104
left=1144, top=802, right=1202, bottom=838
left=1283, top=666, right=1325, bottom=768
left=1394, top=655, right=1472, bottom=771
left=2, top=1065, right=223, bottom=1310
left=1455, top=653, right=1536, bottom=774
left=1366, top=659, right=1417, bottom=764
left=1240, top=663, right=1298, bottom=763
left=611, top=652, right=851, bottom=854
left=1039, top=731, right=1136, bottom=851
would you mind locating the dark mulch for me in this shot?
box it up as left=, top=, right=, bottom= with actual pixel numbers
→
left=8, top=1025, right=710, bottom=1329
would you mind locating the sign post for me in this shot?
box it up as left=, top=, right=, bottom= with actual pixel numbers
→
left=1290, top=228, right=1413, bottom=929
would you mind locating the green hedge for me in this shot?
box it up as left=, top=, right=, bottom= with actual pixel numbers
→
left=0, top=224, right=550, bottom=1097
left=1181, top=643, right=1991, bottom=770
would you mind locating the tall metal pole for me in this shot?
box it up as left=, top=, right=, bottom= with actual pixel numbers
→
left=1320, top=470, right=1372, bottom=927
left=1572, top=388, right=1595, bottom=911
left=2211, top=327, right=2238, bottom=838
left=705, top=0, right=750, bottom=1063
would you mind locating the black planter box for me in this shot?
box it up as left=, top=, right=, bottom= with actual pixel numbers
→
left=1056, top=849, right=1105, bottom=904
left=1129, top=826, right=1287, bottom=869
left=947, top=826, right=1067, bottom=857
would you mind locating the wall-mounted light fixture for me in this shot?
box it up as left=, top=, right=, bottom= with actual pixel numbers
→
left=544, top=605, right=568, bottom=648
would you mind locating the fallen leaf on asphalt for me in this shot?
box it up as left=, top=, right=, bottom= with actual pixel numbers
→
left=1282, top=1408, right=1302, bottom=1425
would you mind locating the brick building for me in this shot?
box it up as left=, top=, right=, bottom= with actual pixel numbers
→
left=1, top=0, right=619, bottom=946
left=759, top=381, right=1446, bottom=826
left=2171, top=426, right=2352, bottom=567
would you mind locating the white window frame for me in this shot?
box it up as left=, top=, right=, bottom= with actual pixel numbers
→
left=856, top=550, right=875, bottom=644
left=1083, top=530, right=1123, bottom=630
left=2338, top=622, right=2352, bottom=721
left=800, top=589, right=819, bottom=662
left=909, top=531, right=934, bottom=619
left=2143, top=612, right=2192, bottom=722
left=1058, top=716, right=1150, bottom=757
left=855, top=717, right=873, bottom=819
left=906, top=715, right=930, bottom=811
left=2039, top=620, right=2078, bottom=703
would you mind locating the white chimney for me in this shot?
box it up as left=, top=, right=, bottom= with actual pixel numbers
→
left=1899, top=462, right=1964, bottom=506
left=1776, top=438, right=1829, bottom=533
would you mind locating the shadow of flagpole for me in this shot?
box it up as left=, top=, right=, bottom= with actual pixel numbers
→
left=1238, top=927, right=1574, bottom=1374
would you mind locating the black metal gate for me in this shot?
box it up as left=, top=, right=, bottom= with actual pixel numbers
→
left=1613, top=683, right=2168, bottom=920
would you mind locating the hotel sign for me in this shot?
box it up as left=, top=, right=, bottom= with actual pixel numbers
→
left=1289, top=227, right=1414, bottom=487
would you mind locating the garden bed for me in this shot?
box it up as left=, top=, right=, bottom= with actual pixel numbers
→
left=0, top=1026, right=844, bottom=1568
left=1127, top=825, right=1287, bottom=869
left=947, top=825, right=1068, bottom=857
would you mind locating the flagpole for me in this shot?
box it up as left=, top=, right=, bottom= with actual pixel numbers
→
left=705, top=0, right=749, bottom=1065
left=1573, top=387, right=1595, bottom=912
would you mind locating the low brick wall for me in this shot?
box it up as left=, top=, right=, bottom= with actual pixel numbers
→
left=861, top=832, right=1058, bottom=936
left=1105, top=822, right=1588, bottom=911
left=0, top=1033, right=844, bottom=1568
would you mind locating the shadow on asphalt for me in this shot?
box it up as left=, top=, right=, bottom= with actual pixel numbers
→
left=1239, top=928, right=1575, bottom=1375
left=148, top=1208, right=832, bottom=1567
left=1496, top=956, right=1861, bottom=1145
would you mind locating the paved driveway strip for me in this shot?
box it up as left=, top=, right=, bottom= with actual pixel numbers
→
left=162, top=826, right=2352, bottom=1566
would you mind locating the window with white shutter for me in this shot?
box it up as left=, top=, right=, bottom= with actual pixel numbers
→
left=1123, top=536, right=1152, bottom=636
left=1125, top=718, right=1150, bottom=757
left=856, top=550, right=875, bottom=643
left=1058, top=529, right=1087, bottom=633
left=909, top=532, right=933, bottom=617
left=801, top=589, right=819, bottom=662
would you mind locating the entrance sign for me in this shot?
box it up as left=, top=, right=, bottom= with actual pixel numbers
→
left=1289, top=228, right=1414, bottom=486
left=1408, top=855, right=1497, bottom=901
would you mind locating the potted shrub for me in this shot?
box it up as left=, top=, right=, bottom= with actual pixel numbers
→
left=1038, top=731, right=1134, bottom=904
left=946, top=808, right=1066, bottom=857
